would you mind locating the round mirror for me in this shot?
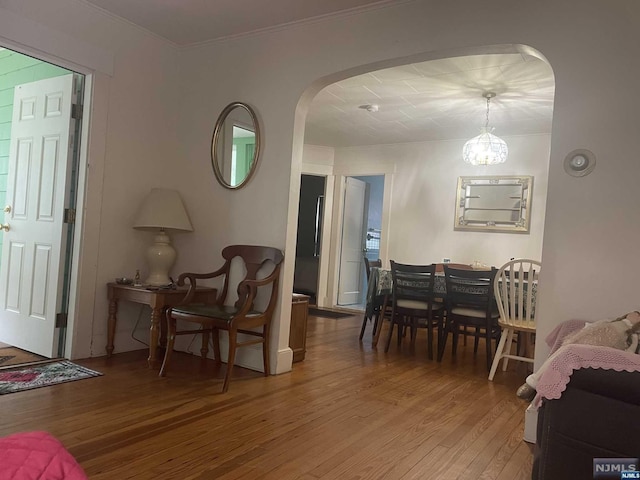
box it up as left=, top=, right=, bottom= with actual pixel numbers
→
left=211, top=102, right=261, bottom=189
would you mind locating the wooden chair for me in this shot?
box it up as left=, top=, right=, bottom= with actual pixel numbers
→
left=488, top=259, right=541, bottom=381
left=439, top=265, right=500, bottom=369
left=360, top=257, right=383, bottom=340
left=435, top=263, right=474, bottom=344
left=159, top=245, right=284, bottom=393
left=384, top=261, right=444, bottom=359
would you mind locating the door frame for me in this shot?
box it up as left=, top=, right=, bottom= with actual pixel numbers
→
left=301, top=160, right=394, bottom=309
left=299, top=164, right=335, bottom=308
left=0, top=38, right=109, bottom=360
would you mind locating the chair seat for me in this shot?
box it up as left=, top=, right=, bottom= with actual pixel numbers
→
left=396, top=298, right=444, bottom=310
left=497, top=319, right=536, bottom=333
left=451, top=306, right=499, bottom=319
left=173, top=304, right=261, bottom=321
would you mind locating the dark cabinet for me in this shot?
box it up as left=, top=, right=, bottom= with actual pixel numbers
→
left=289, top=294, right=310, bottom=362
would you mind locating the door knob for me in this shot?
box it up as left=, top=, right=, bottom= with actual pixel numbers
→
left=3, top=205, right=10, bottom=213
left=0, top=223, right=10, bottom=232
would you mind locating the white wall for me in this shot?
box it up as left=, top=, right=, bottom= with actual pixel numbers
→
left=2, top=0, right=640, bottom=384
left=302, top=144, right=335, bottom=171
left=176, top=0, right=640, bottom=377
left=0, top=0, right=183, bottom=358
left=334, top=134, right=551, bottom=268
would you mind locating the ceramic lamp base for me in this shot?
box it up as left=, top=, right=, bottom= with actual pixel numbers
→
left=145, top=232, right=176, bottom=286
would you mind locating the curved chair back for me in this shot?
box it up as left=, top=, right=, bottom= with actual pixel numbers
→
left=220, top=245, right=284, bottom=310
left=494, top=259, right=541, bottom=330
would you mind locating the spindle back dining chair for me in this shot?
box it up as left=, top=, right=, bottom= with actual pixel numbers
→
left=488, top=259, right=541, bottom=380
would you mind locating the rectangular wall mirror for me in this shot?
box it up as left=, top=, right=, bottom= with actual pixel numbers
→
left=454, top=175, right=533, bottom=233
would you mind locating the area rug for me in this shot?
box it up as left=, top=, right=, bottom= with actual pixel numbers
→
left=0, top=360, right=102, bottom=395
left=0, top=346, right=46, bottom=368
left=308, top=308, right=353, bottom=319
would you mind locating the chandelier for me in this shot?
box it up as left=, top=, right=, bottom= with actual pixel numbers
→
left=462, top=92, right=508, bottom=166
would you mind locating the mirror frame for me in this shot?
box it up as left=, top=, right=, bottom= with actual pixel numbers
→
left=211, top=102, right=261, bottom=190
left=454, top=175, right=533, bottom=233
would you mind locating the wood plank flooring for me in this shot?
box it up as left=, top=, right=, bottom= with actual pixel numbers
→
left=0, top=313, right=533, bottom=479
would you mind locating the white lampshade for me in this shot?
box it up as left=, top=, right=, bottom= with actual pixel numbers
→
left=133, top=188, right=193, bottom=286
left=133, top=188, right=193, bottom=232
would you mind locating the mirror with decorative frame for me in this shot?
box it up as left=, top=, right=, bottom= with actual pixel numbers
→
left=211, top=102, right=261, bottom=189
left=454, top=175, right=533, bottom=233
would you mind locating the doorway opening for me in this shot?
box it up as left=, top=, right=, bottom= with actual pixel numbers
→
left=297, top=45, right=554, bottom=323
left=336, top=175, right=384, bottom=309
left=0, top=46, right=85, bottom=362
left=294, top=174, right=326, bottom=305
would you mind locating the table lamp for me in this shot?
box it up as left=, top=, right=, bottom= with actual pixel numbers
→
left=133, top=188, right=193, bottom=286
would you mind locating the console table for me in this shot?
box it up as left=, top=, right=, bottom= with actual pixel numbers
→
left=106, top=283, right=217, bottom=367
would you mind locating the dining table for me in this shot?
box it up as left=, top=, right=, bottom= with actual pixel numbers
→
left=364, top=265, right=537, bottom=347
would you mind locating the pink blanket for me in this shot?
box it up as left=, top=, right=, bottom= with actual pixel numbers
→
left=0, top=431, right=87, bottom=480
left=534, top=320, right=640, bottom=406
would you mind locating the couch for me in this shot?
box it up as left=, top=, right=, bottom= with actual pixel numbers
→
left=532, top=367, right=640, bottom=479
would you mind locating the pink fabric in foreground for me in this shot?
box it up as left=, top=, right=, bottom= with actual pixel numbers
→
left=544, top=318, right=588, bottom=354
left=534, top=343, right=640, bottom=407
left=0, top=431, right=87, bottom=480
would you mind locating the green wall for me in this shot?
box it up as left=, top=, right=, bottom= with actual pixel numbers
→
left=233, top=136, right=255, bottom=183
left=0, top=48, right=70, bottom=256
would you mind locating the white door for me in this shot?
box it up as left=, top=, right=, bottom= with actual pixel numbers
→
left=0, top=74, right=76, bottom=357
left=337, top=177, right=367, bottom=305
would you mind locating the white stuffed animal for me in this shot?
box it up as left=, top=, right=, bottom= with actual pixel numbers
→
left=560, top=310, right=640, bottom=353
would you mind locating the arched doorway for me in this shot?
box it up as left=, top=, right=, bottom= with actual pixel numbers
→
left=295, top=45, right=555, bottom=314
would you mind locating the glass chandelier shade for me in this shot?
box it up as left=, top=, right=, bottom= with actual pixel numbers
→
left=462, top=93, right=508, bottom=166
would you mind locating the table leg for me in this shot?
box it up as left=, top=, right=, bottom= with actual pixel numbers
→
left=106, top=299, right=118, bottom=357
left=148, top=306, right=162, bottom=368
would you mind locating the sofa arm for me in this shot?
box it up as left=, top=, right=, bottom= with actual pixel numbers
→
left=565, top=368, right=640, bottom=405
left=533, top=368, right=640, bottom=480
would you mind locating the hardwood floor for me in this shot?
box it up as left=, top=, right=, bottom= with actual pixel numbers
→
left=0, top=313, right=533, bottom=479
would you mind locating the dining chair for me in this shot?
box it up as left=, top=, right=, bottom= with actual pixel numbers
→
left=384, top=261, right=443, bottom=359
left=364, top=257, right=382, bottom=280
left=488, top=259, right=541, bottom=381
left=434, top=263, right=474, bottom=344
left=360, top=257, right=383, bottom=340
left=439, top=265, right=500, bottom=369
left=159, top=245, right=284, bottom=393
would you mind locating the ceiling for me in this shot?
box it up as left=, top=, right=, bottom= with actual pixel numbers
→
left=81, top=0, right=555, bottom=148
left=83, top=0, right=403, bottom=46
left=305, top=53, right=555, bottom=148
